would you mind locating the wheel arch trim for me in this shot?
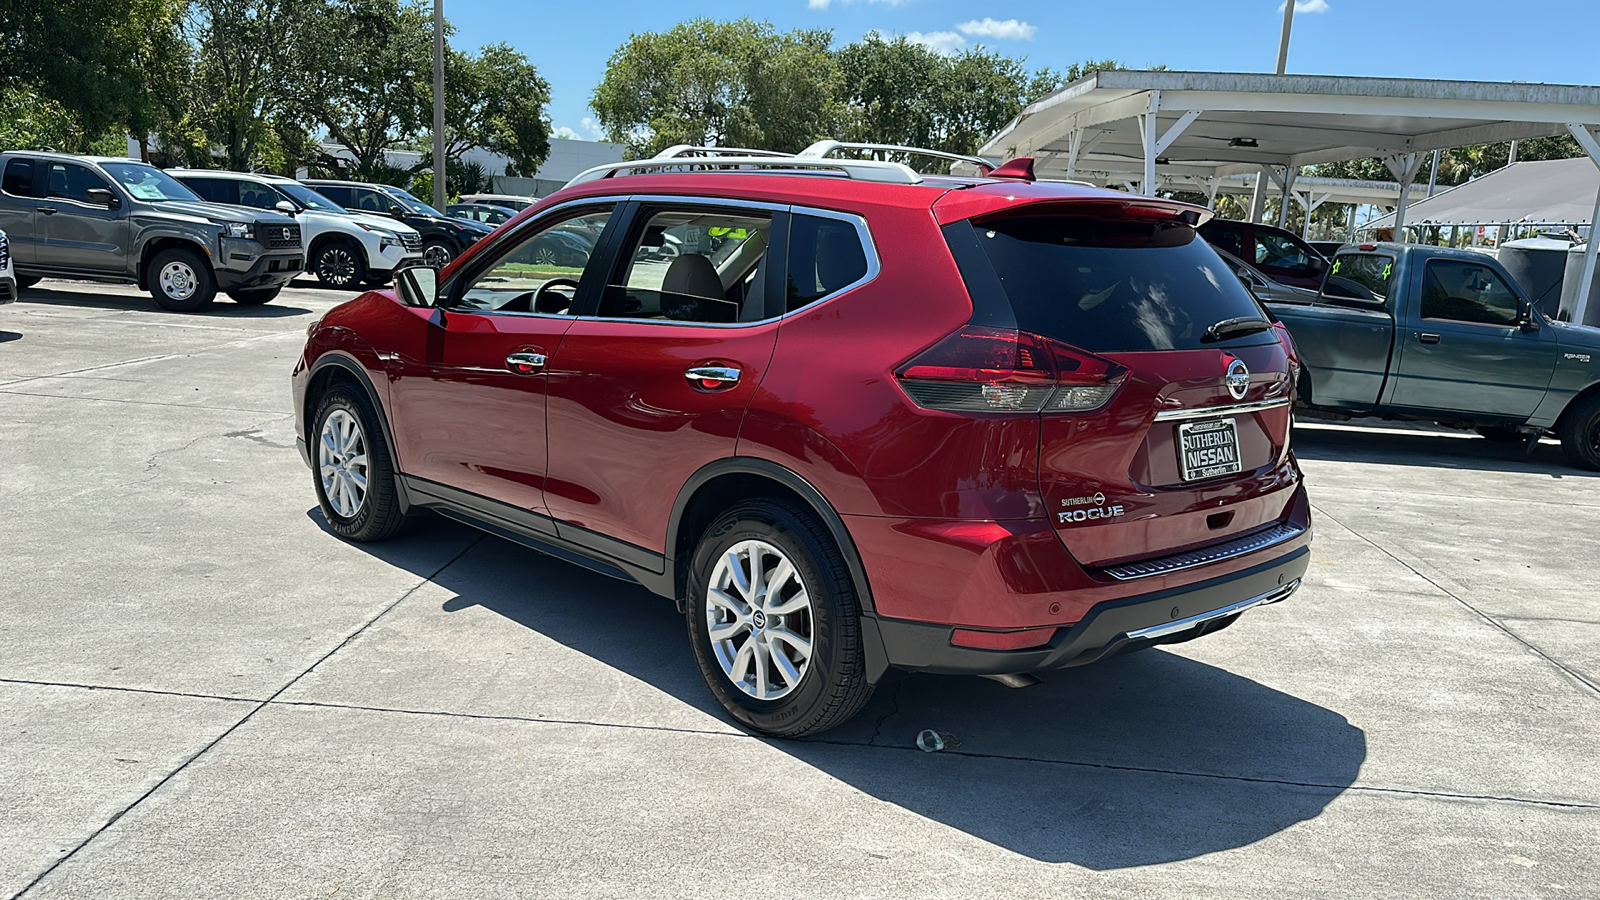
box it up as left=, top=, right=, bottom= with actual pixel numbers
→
left=305, top=350, right=412, bottom=512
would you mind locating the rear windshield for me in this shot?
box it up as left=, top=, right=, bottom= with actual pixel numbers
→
left=945, top=215, right=1270, bottom=352
left=1322, top=252, right=1394, bottom=306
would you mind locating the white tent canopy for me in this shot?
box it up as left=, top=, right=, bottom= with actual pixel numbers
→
left=1364, top=157, right=1599, bottom=229
left=978, top=69, right=1600, bottom=319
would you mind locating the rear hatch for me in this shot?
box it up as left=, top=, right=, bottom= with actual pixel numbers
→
left=936, top=197, right=1298, bottom=568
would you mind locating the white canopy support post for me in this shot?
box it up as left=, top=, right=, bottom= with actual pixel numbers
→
left=1065, top=130, right=1083, bottom=180
left=1564, top=124, right=1600, bottom=324
left=1139, top=91, right=1161, bottom=196
left=1249, top=167, right=1269, bottom=223
left=1204, top=176, right=1221, bottom=210
left=1384, top=153, right=1425, bottom=241
left=1293, top=190, right=1330, bottom=237
left=1276, top=166, right=1298, bottom=229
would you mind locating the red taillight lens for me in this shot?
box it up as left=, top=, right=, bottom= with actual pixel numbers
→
left=895, top=326, right=1125, bottom=414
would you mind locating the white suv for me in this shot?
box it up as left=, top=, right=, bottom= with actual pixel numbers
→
left=171, top=170, right=424, bottom=288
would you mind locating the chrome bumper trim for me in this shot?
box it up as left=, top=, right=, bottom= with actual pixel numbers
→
left=1126, top=578, right=1300, bottom=641
left=1153, top=398, right=1291, bottom=422
left=1101, top=521, right=1306, bottom=581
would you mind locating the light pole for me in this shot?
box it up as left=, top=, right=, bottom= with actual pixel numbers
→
left=432, top=0, right=446, bottom=212
left=1275, top=2, right=1295, bottom=75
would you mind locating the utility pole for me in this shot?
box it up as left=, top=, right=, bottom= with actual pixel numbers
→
left=1275, top=2, right=1295, bottom=75
left=432, top=0, right=446, bottom=212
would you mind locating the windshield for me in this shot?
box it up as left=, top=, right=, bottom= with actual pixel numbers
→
left=274, top=181, right=345, bottom=213
left=102, top=162, right=200, bottom=203
left=391, top=188, right=444, bottom=218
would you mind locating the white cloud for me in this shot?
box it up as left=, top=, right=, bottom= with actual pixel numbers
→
left=955, top=18, right=1036, bottom=41
left=554, top=126, right=580, bottom=140
left=554, top=117, right=605, bottom=142
left=1278, top=0, right=1330, bottom=11
left=903, top=30, right=966, bottom=55
left=809, top=0, right=908, bottom=8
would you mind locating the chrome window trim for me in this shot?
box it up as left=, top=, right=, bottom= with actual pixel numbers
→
left=441, top=195, right=621, bottom=318
left=1152, top=398, right=1291, bottom=422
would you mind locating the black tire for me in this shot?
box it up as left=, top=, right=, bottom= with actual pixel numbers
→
left=1557, top=393, right=1600, bottom=470
left=15, top=274, right=41, bottom=289
left=227, top=287, right=280, bottom=305
left=685, top=498, right=873, bottom=737
left=148, top=247, right=216, bottom=312
left=362, top=270, right=394, bottom=287
left=313, top=241, right=367, bottom=289
left=310, top=385, right=410, bottom=541
left=422, top=239, right=455, bottom=269
left=1475, top=425, right=1525, bottom=443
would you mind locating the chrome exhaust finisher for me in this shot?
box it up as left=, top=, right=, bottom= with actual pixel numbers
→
left=1125, top=578, right=1301, bottom=642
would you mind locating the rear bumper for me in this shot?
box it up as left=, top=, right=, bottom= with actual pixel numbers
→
left=873, top=544, right=1308, bottom=675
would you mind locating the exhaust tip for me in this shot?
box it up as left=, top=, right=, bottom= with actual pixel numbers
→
left=982, top=672, right=1043, bottom=689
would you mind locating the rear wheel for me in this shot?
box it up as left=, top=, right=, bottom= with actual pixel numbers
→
left=1557, top=394, right=1600, bottom=470
left=313, top=241, right=366, bottom=289
left=227, top=287, right=280, bottom=305
left=311, top=385, right=410, bottom=541
left=149, top=247, right=216, bottom=312
left=685, top=499, right=873, bottom=737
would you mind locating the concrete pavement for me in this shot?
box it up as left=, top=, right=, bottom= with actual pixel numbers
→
left=1, top=281, right=1595, bottom=898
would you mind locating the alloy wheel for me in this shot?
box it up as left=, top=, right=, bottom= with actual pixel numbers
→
left=423, top=243, right=453, bottom=268
left=318, top=409, right=368, bottom=518
left=318, top=247, right=357, bottom=286
left=159, top=260, right=198, bottom=300
left=705, top=539, right=815, bottom=701
left=533, top=246, right=558, bottom=266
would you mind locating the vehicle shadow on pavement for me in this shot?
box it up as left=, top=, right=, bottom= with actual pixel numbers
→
left=339, top=511, right=1368, bottom=869
left=1293, top=422, right=1594, bottom=477
left=0, top=330, right=20, bottom=343
left=16, top=287, right=312, bottom=317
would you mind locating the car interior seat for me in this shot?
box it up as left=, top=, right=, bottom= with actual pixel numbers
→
left=660, top=254, right=734, bottom=323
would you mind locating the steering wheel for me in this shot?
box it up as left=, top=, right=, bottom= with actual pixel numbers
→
left=533, top=278, right=581, bottom=314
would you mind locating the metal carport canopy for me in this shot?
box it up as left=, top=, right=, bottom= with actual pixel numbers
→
left=978, top=69, right=1600, bottom=320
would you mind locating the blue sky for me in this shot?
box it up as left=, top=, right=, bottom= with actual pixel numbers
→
left=445, top=0, right=1600, bottom=142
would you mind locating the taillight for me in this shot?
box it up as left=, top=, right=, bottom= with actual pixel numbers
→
left=895, top=325, right=1125, bottom=414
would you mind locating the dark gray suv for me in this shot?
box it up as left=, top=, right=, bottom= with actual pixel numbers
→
left=0, top=152, right=304, bottom=311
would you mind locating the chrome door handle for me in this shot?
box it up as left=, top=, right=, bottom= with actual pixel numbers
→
left=506, top=351, right=547, bottom=374
left=686, top=365, right=741, bottom=389
left=1419, top=332, right=1441, bottom=344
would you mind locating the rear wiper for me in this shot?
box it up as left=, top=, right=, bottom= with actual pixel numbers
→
left=1202, top=316, right=1273, bottom=342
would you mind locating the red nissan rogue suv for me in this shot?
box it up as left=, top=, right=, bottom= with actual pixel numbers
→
left=292, top=147, right=1311, bottom=736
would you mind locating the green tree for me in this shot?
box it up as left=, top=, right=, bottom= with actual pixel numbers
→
left=591, top=18, right=841, bottom=158
left=423, top=42, right=552, bottom=178
left=190, top=0, right=318, bottom=170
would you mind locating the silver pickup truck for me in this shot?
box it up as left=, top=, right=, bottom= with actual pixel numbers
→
left=0, top=151, right=304, bottom=311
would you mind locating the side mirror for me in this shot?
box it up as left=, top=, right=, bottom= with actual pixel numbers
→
left=85, top=188, right=118, bottom=208
left=388, top=205, right=407, bottom=220
left=275, top=200, right=297, bottom=214
left=1520, top=312, right=1541, bottom=333
left=395, top=264, right=439, bottom=308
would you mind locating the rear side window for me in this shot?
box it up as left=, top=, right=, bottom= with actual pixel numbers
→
left=1322, top=253, right=1394, bottom=306
left=946, top=215, right=1268, bottom=352
left=314, top=185, right=353, bottom=207
left=184, top=177, right=239, bottom=206
left=2, top=159, right=34, bottom=197
left=786, top=213, right=869, bottom=313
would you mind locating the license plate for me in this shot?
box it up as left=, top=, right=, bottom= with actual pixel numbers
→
left=1178, top=418, right=1242, bottom=481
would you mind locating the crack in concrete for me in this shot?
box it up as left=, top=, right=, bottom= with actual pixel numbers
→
left=1311, top=501, right=1600, bottom=700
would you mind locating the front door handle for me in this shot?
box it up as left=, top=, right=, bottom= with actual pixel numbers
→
left=36, top=206, right=56, bottom=216
left=1419, top=332, right=1441, bottom=344
left=686, top=365, right=741, bottom=390
left=505, top=351, right=547, bottom=374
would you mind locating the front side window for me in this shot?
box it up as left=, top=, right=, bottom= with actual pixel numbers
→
left=601, top=207, right=773, bottom=323
left=1420, top=259, right=1520, bottom=326
left=313, top=185, right=354, bottom=208
left=46, top=162, right=114, bottom=204
left=101, top=162, right=197, bottom=202
left=1253, top=230, right=1317, bottom=272
left=348, top=188, right=391, bottom=214
left=2, top=159, right=35, bottom=197
left=453, top=207, right=613, bottom=314
left=237, top=181, right=283, bottom=210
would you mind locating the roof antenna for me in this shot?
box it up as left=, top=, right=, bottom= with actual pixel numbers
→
left=988, top=158, right=1036, bottom=182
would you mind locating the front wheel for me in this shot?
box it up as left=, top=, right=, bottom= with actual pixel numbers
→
left=685, top=499, right=873, bottom=737
left=227, top=287, right=280, bottom=305
left=421, top=239, right=454, bottom=269
left=314, top=242, right=366, bottom=289
left=149, top=247, right=216, bottom=311
left=311, top=385, right=410, bottom=541
left=1558, top=394, right=1600, bottom=470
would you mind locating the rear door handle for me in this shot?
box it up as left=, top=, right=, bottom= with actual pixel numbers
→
left=1418, top=333, right=1441, bottom=344
left=686, top=365, right=741, bottom=390
left=36, top=207, right=56, bottom=216
left=505, top=351, right=547, bottom=374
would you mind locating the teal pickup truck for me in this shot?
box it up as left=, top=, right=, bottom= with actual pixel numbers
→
left=1263, top=242, right=1600, bottom=470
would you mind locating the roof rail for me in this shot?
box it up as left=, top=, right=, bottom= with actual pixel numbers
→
left=653, top=145, right=795, bottom=159
left=799, top=140, right=996, bottom=175
left=565, top=155, right=923, bottom=187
